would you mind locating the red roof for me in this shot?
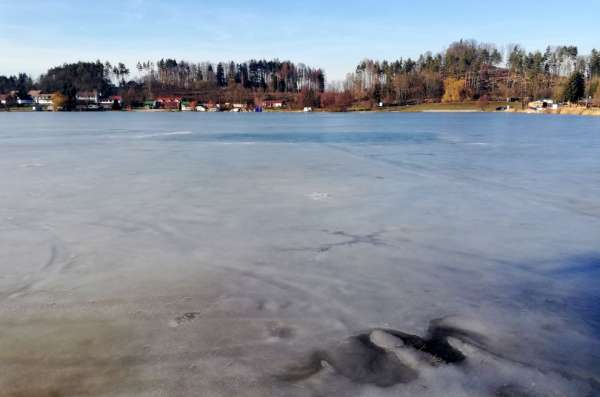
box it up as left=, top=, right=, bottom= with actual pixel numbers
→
left=156, top=96, right=181, bottom=102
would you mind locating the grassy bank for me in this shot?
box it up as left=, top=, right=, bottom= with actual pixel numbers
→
left=343, top=101, right=600, bottom=116
left=383, top=101, right=517, bottom=113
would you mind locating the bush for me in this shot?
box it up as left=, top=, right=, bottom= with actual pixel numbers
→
left=52, top=92, right=67, bottom=111
left=442, top=78, right=466, bottom=102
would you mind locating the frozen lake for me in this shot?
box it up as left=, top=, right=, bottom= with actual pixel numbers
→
left=1, top=112, right=599, bottom=396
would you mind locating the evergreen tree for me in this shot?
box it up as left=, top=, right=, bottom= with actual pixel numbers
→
left=562, top=71, right=585, bottom=102
left=590, top=49, right=600, bottom=77
left=216, top=63, right=226, bottom=87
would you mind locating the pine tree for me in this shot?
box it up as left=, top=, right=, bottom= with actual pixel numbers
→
left=562, top=71, right=585, bottom=102
left=216, top=63, right=226, bottom=87
left=590, top=49, right=600, bottom=78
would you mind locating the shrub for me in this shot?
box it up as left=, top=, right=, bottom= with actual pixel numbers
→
left=442, top=78, right=466, bottom=102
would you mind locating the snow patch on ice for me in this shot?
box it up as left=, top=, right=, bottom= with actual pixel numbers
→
left=134, top=131, right=193, bottom=138
left=307, top=192, right=331, bottom=201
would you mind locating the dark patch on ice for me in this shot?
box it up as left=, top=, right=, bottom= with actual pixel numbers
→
left=267, top=322, right=295, bottom=339
left=41, top=245, right=59, bottom=271
left=380, top=329, right=465, bottom=364
left=545, top=254, right=600, bottom=276
left=511, top=253, right=600, bottom=334
left=278, top=318, right=479, bottom=386
left=170, top=312, right=202, bottom=327
left=257, top=299, right=292, bottom=312
left=278, top=333, right=418, bottom=387
left=317, top=230, right=386, bottom=252
left=495, top=384, right=539, bottom=397
left=278, top=229, right=387, bottom=254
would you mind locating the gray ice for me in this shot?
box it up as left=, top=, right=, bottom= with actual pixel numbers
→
left=0, top=112, right=599, bottom=396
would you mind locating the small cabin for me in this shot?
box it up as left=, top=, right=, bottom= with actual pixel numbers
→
left=155, top=97, right=181, bottom=110
left=263, top=100, right=284, bottom=108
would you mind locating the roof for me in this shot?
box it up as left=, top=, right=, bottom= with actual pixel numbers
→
left=76, top=90, right=98, bottom=97
left=28, top=90, right=42, bottom=97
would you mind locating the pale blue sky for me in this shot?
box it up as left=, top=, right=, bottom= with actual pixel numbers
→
left=1, top=0, right=599, bottom=81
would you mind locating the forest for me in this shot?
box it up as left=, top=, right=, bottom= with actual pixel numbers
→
left=340, top=41, right=600, bottom=107
left=1, top=40, right=600, bottom=110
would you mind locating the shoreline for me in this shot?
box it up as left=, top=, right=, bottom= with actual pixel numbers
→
left=2, top=105, right=599, bottom=117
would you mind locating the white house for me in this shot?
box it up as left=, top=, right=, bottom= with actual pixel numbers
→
left=76, top=90, right=99, bottom=103
left=99, top=95, right=122, bottom=110
left=38, top=93, right=53, bottom=105
left=28, top=90, right=41, bottom=101
left=29, top=91, right=54, bottom=105
left=528, top=99, right=559, bottom=111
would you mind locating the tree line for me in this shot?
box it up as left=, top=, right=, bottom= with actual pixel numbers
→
left=0, top=58, right=326, bottom=109
left=139, top=59, right=324, bottom=92
left=1, top=40, right=600, bottom=110
left=339, top=40, right=600, bottom=107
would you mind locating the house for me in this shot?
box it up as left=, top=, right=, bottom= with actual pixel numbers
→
left=263, top=100, right=284, bottom=108
left=99, top=95, right=122, bottom=110
left=28, top=90, right=41, bottom=101
left=195, top=105, right=207, bottom=112
left=0, top=94, right=10, bottom=105
left=76, top=90, right=99, bottom=103
left=28, top=90, right=54, bottom=104
left=203, top=101, right=220, bottom=112
left=155, top=96, right=181, bottom=110
left=38, top=93, right=53, bottom=105
left=528, top=99, right=558, bottom=111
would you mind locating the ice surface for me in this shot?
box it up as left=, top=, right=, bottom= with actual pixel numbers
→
left=0, top=112, right=599, bottom=396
